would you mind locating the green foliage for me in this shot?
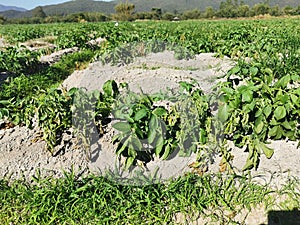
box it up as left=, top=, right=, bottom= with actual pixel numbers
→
left=0, top=46, right=40, bottom=74
left=215, top=57, right=300, bottom=170
left=112, top=81, right=211, bottom=169
left=0, top=18, right=299, bottom=171
left=1, top=172, right=287, bottom=224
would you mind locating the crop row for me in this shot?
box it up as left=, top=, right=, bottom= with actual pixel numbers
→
left=0, top=18, right=299, bottom=171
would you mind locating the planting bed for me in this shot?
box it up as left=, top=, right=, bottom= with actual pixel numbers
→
left=0, top=19, right=299, bottom=224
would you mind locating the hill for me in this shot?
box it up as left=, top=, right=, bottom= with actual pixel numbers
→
left=0, top=0, right=299, bottom=19
left=0, top=4, right=27, bottom=12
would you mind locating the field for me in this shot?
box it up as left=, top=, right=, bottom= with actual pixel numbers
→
left=0, top=18, right=300, bottom=224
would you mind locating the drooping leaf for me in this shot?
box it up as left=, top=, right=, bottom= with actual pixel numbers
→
left=154, top=135, right=164, bottom=157
left=161, top=143, right=171, bottom=160
left=149, top=114, right=158, bottom=130
left=130, top=136, right=142, bottom=152
left=125, top=156, right=135, bottom=170
left=260, top=143, right=274, bottom=159
left=102, top=80, right=119, bottom=97
left=148, top=129, right=157, bottom=145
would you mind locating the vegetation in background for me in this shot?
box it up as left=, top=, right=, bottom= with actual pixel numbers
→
left=1, top=0, right=300, bottom=24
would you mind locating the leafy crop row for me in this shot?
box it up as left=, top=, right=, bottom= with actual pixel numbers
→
left=0, top=18, right=299, bottom=171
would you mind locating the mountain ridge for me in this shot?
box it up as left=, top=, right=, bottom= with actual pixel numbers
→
left=0, top=0, right=299, bottom=19
left=0, top=4, right=27, bottom=12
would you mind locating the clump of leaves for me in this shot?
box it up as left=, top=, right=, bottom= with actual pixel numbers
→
left=214, top=59, right=300, bottom=170
left=0, top=46, right=40, bottom=74
left=111, top=81, right=212, bottom=169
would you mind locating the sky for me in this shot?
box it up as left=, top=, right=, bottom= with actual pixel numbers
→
left=0, top=0, right=112, bottom=10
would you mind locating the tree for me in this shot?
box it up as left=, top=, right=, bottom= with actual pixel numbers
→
left=32, top=6, right=46, bottom=18
left=252, top=3, right=270, bottom=16
left=204, top=7, right=215, bottom=18
left=269, top=5, right=281, bottom=16
left=151, top=8, right=162, bottom=20
left=182, top=9, right=201, bottom=20
left=0, top=16, right=6, bottom=24
left=114, top=2, right=135, bottom=21
left=237, top=4, right=250, bottom=17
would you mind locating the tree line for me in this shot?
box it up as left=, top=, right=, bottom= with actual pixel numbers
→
left=1, top=0, right=300, bottom=24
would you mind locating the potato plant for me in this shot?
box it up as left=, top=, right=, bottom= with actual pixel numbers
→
left=215, top=60, right=300, bottom=170
left=111, top=81, right=211, bottom=169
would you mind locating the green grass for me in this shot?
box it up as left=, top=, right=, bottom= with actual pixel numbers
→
left=0, top=171, right=299, bottom=224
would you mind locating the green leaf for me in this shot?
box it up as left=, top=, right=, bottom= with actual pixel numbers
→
left=290, top=94, right=298, bottom=104
left=263, top=105, right=272, bottom=118
left=134, top=108, right=148, bottom=121
left=112, top=122, right=131, bottom=133
left=130, top=136, right=142, bottom=151
left=0, top=100, right=11, bottom=105
left=218, top=103, right=229, bottom=123
left=274, top=106, right=286, bottom=121
left=242, top=90, right=253, bottom=103
left=155, top=135, right=164, bottom=157
left=230, top=66, right=240, bottom=75
left=179, top=81, right=193, bottom=93
left=199, top=128, right=207, bottom=144
left=268, top=126, right=278, bottom=137
left=254, top=118, right=264, bottom=134
left=250, top=67, right=258, bottom=76
left=262, top=146, right=274, bottom=159
left=243, top=156, right=254, bottom=171
left=161, top=144, right=171, bottom=160
left=281, top=120, right=292, bottom=130
left=153, top=107, right=167, bottom=117
left=149, top=114, right=158, bottom=130
left=148, top=129, right=156, bottom=145
left=275, top=75, right=290, bottom=88
left=125, top=157, right=135, bottom=170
